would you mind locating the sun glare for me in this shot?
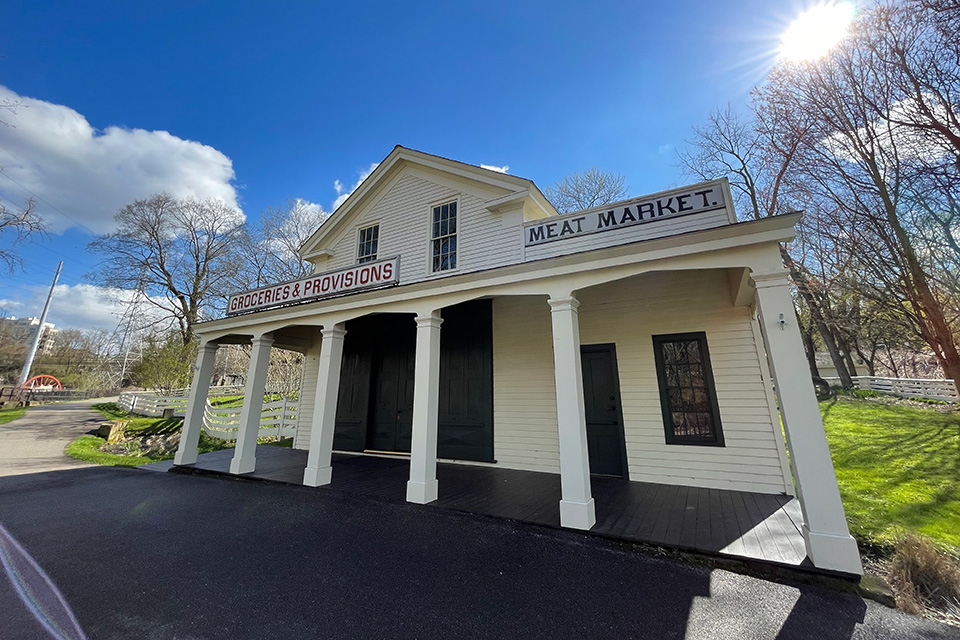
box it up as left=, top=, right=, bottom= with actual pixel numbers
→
left=779, top=2, right=856, bottom=62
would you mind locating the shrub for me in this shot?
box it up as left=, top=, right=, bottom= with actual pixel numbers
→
left=888, top=534, right=960, bottom=615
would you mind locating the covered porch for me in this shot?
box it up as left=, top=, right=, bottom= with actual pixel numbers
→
left=167, top=447, right=811, bottom=571
left=175, top=238, right=864, bottom=577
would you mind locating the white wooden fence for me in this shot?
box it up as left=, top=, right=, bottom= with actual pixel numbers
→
left=823, top=376, right=959, bottom=402
left=201, top=397, right=299, bottom=440
left=117, top=390, right=299, bottom=441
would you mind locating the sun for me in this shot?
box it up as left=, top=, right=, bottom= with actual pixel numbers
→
left=779, top=2, right=856, bottom=62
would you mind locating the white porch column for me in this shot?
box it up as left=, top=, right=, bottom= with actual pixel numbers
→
left=174, top=341, right=219, bottom=466
left=230, top=334, right=274, bottom=475
left=303, top=325, right=346, bottom=486
left=406, top=311, right=443, bottom=504
left=753, top=272, right=863, bottom=575
left=548, top=296, right=596, bottom=530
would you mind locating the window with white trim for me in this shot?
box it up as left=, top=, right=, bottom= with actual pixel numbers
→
left=357, top=224, right=379, bottom=264
left=431, top=201, right=457, bottom=272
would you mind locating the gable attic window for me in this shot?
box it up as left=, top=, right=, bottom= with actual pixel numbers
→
left=357, top=224, right=379, bottom=264
left=431, top=201, right=457, bottom=272
left=652, top=332, right=725, bottom=446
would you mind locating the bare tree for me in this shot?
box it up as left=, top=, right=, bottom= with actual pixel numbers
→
left=544, top=168, right=629, bottom=213
left=238, top=197, right=329, bottom=288
left=754, top=0, right=960, bottom=384
left=678, top=105, right=857, bottom=388
left=0, top=198, right=44, bottom=273
left=87, top=194, right=245, bottom=345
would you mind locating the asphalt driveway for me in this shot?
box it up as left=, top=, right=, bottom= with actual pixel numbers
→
left=0, top=399, right=116, bottom=477
left=0, top=466, right=955, bottom=640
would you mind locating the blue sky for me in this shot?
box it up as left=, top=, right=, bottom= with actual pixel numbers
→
left=0, top=0, right=803, bottom=333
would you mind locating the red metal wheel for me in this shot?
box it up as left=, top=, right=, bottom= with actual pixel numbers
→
left=21, top=375, right=63, bottom=390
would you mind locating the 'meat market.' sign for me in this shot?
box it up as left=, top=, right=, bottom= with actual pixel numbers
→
left=227, top=257, right=399, bottom=315
left=525, top=182, right=727, bottom=246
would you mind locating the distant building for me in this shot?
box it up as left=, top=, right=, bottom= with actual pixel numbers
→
left=815, top=352, right=867, bottom=379
left=0, top=317, right=59, bottom=355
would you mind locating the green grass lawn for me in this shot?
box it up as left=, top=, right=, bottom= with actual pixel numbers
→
left=822, top=395, right=960, bottom=552
left=0, top=405, right=27, bottom=425
left=64, top=402, right=234, bottom=466
left=92, top=402, right=182, bottom=436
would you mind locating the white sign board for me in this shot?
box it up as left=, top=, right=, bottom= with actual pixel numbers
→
left=525, top=182, right=727, bottom=246
left=227, top=256, right=400, bottom=315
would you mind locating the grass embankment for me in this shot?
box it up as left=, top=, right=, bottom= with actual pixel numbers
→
left=822, top=395, right=960, bottom=552
left=66, top=402, right=233, bottom=467
left=0, top=405, right=27, bottom=426
left=67, top=401, right=292, bottom=466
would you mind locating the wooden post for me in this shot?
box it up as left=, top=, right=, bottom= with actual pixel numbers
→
left=754, top=272, right=862, bottom=575
left=548, top=295, right=596, bottom=531
left=407, top=312, right=443, bottom=504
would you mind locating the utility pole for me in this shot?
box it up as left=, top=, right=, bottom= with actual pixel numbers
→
left=18, top=261, right=62, bottom=387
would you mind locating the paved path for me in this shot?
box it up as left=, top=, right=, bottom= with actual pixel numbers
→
left=0, top=398, right=116, bottom=477
left=0, top=467, right=955, bottom=640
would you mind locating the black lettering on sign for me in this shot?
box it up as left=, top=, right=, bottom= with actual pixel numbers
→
left=597, top=211, right=617, bottom=228
left=560, top=220, right=576, bottom=236
left=638, top=202, right=654, bottom=219
left=573, top=216, right=585, bottom=232
left=546, top=222, right=559, bottom=238
left=694, top=189, right=716, bottom=207
left=675, top=194, right=692, bottom=212
left=656, top=198, right=676, bottom=216
left=619, top=206, right=637, bottom=224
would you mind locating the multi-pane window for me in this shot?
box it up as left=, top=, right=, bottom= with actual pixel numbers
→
left=652, top=332, right=725, bottom=446
left=357, top=224, right=379, bottom=264
left=431, top=201, right=457, bottom=272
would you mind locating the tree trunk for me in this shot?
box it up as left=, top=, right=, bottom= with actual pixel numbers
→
left=781, top=246, right=854, bottom=388
left=836, top=333, right=859, bottom=378
left=878, top=188, right=960, bottom=388
left=801, top=317, right=821, bottom=377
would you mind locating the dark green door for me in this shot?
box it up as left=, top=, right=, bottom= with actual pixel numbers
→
left=580, top=344, right=628, bottom=478
left=437, top=299, right=494, bottom=461
left=368, top=324, right=415, bottom=452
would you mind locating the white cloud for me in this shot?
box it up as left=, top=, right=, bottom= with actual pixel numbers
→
left=0, top=299, right=24, bottom=311
left=332, top=162, right=380, bottom=210
left=7, top=283, right=167, bottom=334
left=481, top=164, right=510, bottom=173
left=0, top=85, right=241, bottom=234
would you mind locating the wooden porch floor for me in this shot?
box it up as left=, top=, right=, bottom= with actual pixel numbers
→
left=164, top=446, right=810, bottom=570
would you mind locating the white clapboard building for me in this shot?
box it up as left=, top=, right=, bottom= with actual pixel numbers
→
left=174, top=146, right=862, bottom=575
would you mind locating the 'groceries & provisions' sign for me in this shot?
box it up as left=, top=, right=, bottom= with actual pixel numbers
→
left=227, top=257, right=399, bottom=315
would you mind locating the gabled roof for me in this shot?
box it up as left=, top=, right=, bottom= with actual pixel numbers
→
left=299, top=146, right=556, bottom=260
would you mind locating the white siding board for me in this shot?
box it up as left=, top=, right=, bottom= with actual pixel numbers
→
left=490, top=270, right=791, bottom=494
left=317, top=171, right=524, bottom=289
left=293, top=345, right=321, bottom=450
left=492, top=296, right=561, bottom=473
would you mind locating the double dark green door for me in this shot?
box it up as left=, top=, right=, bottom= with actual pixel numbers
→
left=332, top=300, right=494, bottom=462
